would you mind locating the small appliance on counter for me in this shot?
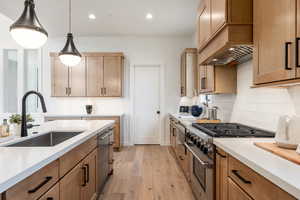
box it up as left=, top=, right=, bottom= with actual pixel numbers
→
left=85, top=105, right=93, bottom=114
left=275, top=115, right=300, bottom=149
left=178, top=96, right=192, bottom=115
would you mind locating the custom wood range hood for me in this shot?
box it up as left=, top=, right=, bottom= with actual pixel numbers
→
left=197, top=0, right=253, bottom=66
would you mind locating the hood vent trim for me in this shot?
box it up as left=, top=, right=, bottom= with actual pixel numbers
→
left=204, top=45, right=253, bottom=65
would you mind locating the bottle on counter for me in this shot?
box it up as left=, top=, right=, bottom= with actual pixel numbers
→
left=1, top=119, right=10, bottom=137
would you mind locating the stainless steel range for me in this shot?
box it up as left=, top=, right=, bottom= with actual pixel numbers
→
left=185, top=123, right=275, bottom=200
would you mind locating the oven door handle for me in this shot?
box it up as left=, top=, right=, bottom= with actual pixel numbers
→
left=185, top=143, right=213, bottom=169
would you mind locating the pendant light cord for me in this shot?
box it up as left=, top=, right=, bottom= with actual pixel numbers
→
left=69, top=0, right=71, bottom=33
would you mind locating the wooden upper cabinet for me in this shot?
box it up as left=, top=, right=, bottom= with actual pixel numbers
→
left=51, top=56, right=69, bottom=97
left=103, top=56, right=123, bottom=97
left=198, top=0, right=211, bottom=49
left=211, top=0, right=226, bottom=34
left=86, top=56, right=104, bottom=96
left=253, top=0, right=296, bottom=85
left=180, top=49, right=197, bottom=97
left=69, top=58, right=86, bottom=97
left=198, top=64, right=236, bottom=94
left=51, top=52, right=124, bottom=97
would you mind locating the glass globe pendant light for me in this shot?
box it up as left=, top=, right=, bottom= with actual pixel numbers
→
left=59, top=0, right=81, bottom=67
left=10, top=0, right=48, bottom=49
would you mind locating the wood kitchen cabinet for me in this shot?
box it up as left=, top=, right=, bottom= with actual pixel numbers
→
left=51, top=52, right=124, bottom=97
left=180, top=48, right=198, bottom=97
left=216, top=148, right=228, bottom=200
left=81, top=149, right=97, bottom=200
left=197, top=0, right=252, bottom=65
left=215, top=147, right=297, bottom=200
left=197, top=0, right=211, bottom=49
left=253, top=0, right=296, bottom=85
left=51, top=56, right=86, bottom=97
left=228, top=178, right=252, bottom=200
left=39, top=183, right=60, bottom=200
left=198, top=64, right=237, bottom=94
left=60, top=163, right=83, bottom=200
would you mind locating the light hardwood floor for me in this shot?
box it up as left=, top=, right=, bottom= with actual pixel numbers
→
left=99, top=145, right=195, bottom=200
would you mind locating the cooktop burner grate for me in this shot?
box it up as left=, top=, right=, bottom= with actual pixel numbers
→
left=192, top=123, right=275, bottom=138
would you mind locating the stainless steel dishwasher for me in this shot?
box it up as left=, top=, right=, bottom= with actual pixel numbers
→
left=97, top=127, right=114, bottom=193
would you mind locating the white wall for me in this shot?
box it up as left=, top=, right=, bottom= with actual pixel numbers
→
left=208, top=60, right=300, bottom=131
left=41, top=36, right=192, bottom=145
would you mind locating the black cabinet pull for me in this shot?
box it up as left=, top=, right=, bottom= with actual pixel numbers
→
left=82, top=166, right=87, bottom=186
left=85, top=164, right=90, bottom=183
left=216, top=150, right=227, bottom=158
left=232, top=170, right=251, bottom=184
left=296, top=38, right=300, bottom=68
left=285, top=42, right=292, bottom=70
left=47, top=198, right=54, bottom=200
left=28, top=176, right=52, bottom=193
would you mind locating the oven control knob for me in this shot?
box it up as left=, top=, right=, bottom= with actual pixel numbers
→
left=203, top=147, right=208, bottom=154
left=196, top=140, right=201, bottom=147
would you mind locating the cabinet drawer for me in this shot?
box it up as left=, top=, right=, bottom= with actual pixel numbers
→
left=59, top=136, right=97, bottom=177
left=5, top=160, right=59, bottom=200
left=38, top=182, right=59, bottom=200
left=228, top=156, right=296, bottom=200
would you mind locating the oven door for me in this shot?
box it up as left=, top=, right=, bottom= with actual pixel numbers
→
left=189, top=148, right=214, bottom=200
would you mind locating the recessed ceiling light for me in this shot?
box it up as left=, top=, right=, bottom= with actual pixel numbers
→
left=229, top=47, right=235, bottom=51
left=89, top=14, right=96, bottom=20
left=212, top=58, right=218, bottom=62
left=146, top=13, right=153, bottom=20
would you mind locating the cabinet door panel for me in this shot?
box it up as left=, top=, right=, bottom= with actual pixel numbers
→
left=211, top=0, right=226, bottom=34
left=81, top=149, right=97, bottom=200
left=297, top=0, right=300, bottom=77
left=103, top=56, right=123, bottom=97
left=60, top=164, right=83, bottom=200
left=69, top=58, right=86, bottom=96
left=216, top=149, right=228, bottom=200
left=198, top=65, right=207, bottom=92
left=180, top=53, right=187, bottom=97
left=198, top=0, right=211, bottom=48
left=253, top=0, right=296, bottom=84
left=205, top=65, right=215, bottom=92
left=86, top=56, right=104, bottom=96
left=228, top=178, right=252, bottom=200
left=51, top=57, right=69, bottom=97
left=39, top=183, right=60, bottom=200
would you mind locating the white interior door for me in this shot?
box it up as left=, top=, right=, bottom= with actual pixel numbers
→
left=134, top=66, right=160, bottom=144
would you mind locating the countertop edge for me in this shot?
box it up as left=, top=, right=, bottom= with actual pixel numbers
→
left=0, top=121, right=114, bottom=193
left=213, top=140, right=300, bottom=199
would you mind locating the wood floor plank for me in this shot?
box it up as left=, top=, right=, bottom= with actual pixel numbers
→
left=99, top=145, right=195, bottom=200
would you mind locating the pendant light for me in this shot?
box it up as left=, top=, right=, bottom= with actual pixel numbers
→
left=59, top=0, right=81, bottom=67
left=10, top=0, right=48, bottom=49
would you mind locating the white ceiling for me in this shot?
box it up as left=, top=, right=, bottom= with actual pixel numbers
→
left=0, top=0, right=199, bottom=37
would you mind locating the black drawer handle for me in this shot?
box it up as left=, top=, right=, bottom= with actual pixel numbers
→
left=85, top=164, right=90, bottom=183
left=296, top=38, right=300, bottom=68
left=179, top=155, right=184, bottom=161
left=216, top=150, right=227, bottom=158
left=47, top=198, right=54, bottom=200
left=285, top=42, right=292, bottom=70
left=232, top=170, right=251, bottom=184
left=28, top=176, right=52, bottom=193
left=82, top=166, right=87, bottom=186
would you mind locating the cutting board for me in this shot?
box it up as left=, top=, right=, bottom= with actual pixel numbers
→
left=196, top=119, right=221, bottom=123
left=255, top=142, right=300, bottom=165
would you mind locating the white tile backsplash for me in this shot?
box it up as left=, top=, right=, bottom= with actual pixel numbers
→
left=201, top=60, right=300, bottom=131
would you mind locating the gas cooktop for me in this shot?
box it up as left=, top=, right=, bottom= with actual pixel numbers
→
left=192, top=123, right=275, bottom=138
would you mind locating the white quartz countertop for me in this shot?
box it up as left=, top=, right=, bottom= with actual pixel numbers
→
left=44, top=113, right=125, bottom=118
left=215, top=139, right=300, bottom=199
left=0, top=120, right=114, bottom=193
left=169, top=113, right=300, bottom=198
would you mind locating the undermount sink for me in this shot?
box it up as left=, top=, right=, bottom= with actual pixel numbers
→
left=7, top=131, right=83, bottom=147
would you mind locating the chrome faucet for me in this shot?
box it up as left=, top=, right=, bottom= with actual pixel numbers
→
left=21, top=91, right=47, bottom=137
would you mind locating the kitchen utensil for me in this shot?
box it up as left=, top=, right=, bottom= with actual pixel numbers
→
left=275, top=115, right=300, bottom=149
